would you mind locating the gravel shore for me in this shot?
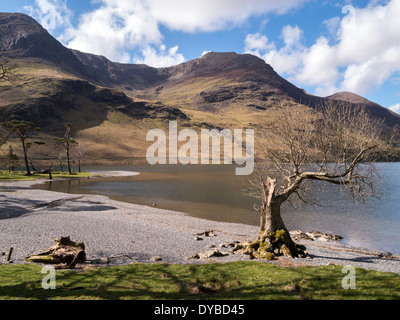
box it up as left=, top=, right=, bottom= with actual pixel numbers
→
left=1, top=172, right=399, bottom=275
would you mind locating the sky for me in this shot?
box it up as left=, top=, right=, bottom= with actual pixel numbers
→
left=1, top=0, right=400, bottom=113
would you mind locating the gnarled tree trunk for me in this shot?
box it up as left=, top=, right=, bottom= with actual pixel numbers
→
left=249, top=177, right=307, bottom=259
left=259, top=178, right=286, bottom=235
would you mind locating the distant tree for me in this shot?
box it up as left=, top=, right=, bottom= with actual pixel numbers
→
left=0, top=58, right=16, bottom=82
left=6, top=144, right=19, bottom=173
left=26, top=141, right=45, bottom=172
left=245, top=101, right=397, bottom=259
left=0, top=59, right=16, bottom=147
left=0, top=111, right=9, bottom=147
left=57, top=152, right=65, bottom=172
left=5, top=120, right=40, bottom=176
left=55, top=123, right=77, bottom=175
left=73, top=145, right=86, bottom=173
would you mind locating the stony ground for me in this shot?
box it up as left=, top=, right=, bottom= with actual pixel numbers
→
left=1, top=175, right=399, bottom=274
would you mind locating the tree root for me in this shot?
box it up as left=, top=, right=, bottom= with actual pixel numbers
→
left=233, top=229, right=308, bottom=260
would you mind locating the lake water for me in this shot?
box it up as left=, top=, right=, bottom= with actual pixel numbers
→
left=33, top=163, right=400, bottom=254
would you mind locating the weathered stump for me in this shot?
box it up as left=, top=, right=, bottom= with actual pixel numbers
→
left=25, top=236, right=86, bottom=269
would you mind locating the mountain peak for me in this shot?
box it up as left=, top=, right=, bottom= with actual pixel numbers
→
left=328, top=91, right=375, bottom=105
left=161, top=51, right=276, bottom=84
left=0, top=12, right=47, bottom=53
left=200, top=51, right=238, bottom=59
left=0, top=12, right=40, bottom=27
left=0, top=12, right=91, bottom=80
left=197, top=51, right=270, bottom=70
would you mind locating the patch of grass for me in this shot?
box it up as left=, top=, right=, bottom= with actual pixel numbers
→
left=0, top=262, right=399, bottom=300
left=0, top=170, right=93, bottom=181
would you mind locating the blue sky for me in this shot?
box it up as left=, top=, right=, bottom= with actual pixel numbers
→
left=1, top=0, right=400, bottom=112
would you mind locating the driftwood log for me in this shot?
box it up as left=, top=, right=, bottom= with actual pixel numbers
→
left=25, top=236, right=86, bottom=269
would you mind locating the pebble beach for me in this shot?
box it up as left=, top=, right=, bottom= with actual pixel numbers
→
left=1, top=172, right=399, bottom=275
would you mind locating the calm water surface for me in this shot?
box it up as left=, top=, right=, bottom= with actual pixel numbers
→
left=34, top=163, right=400, bottom=253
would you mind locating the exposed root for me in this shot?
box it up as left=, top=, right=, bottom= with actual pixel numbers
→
left=232, top=229, right=308, bottom=260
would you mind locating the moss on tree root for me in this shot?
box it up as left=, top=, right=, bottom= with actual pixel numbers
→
left=246, top=229, right=308, bottom=260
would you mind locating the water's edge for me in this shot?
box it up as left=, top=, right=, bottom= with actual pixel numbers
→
left=32, top=164, right=400, bottom=254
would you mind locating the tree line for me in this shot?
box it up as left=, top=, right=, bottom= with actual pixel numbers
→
left=0, top=119, right=85, bottom=177
left=0, top=59, right=85, bottom=177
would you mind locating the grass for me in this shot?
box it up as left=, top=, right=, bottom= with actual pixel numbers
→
left=0, top=262, right=399, bottom=300
left=0, top=170, right=93, bottom=181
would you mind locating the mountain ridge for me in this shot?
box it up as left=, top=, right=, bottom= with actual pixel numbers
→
left=0, top=12, right=393, bottom=112
left=1, top=12, right=399, bottom=161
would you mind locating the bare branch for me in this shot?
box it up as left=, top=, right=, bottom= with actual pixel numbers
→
left=246, top=100, right=396, bottom=207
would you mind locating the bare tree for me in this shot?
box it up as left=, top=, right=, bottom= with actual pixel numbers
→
left=26, top=141, right=45, bottom=172
left=6, top=144, right=19, bottom=173
left=0, top=58, right=16, bottom=82
left=0, top=59, right=16, bottom=146
left=57, top=151, right=65, bottom=172
left=0, top=110, right=9, bottom=147
left=55, top=123, right=78, bottom=175
left=5, top=120, right=41, bottom=176
left=73, top=145, right=86, bottom=173
left=245, top=101, right=397, bottom=258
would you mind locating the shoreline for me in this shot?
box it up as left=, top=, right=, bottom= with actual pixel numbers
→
left=1, top=172, right=400, bottom=274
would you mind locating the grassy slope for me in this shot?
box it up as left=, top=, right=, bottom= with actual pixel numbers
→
left=0, top=59, right=279, bottom=163
left=3, top=59, right=399, bottom=164
left=0, top=60, right=154, bottom=162
left=0, top=262, right=399, bottom=300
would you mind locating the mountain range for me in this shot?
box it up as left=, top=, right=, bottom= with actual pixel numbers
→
left=1, top=12, right=399, bottom=162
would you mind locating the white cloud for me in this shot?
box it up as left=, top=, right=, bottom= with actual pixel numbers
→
left=25, top=0, right=308, bottom=66
left=264, top=49, right=302, bottom=78
left=244, top=33, right=275, bottom=56
left=389, top=103, right=400, bottom=115
left=147, top=0, right=308, bottom=33
left=60, top=0, right=162, bottom=63
left=295, top=37, right=339, bottom=91
left=245, top=25, right=305, bottom=84
left=335, top=1, right=400, bottom=93
left=133, top=45, right=185, bottom=68
left=24, top=0, right=72, bottom=30
left=244, top=0, right=400, bottom=97
left=323, top=16, right=341, bottom=38
left=281, top=25, right=302, bottom=46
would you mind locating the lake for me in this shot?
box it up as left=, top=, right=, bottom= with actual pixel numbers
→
left=33, top=163, right=400, bottom=254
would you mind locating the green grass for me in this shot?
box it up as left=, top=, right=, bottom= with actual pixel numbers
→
left=0, top=262, right=399, bottom=300
left=0, top=170, right=93, bottom=181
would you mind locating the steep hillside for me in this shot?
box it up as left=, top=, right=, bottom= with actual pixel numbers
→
left=0, top=13, right=192, bottom=160
left=0, top=13, right=168, bottom=91
left=144, top=52, right=322, bottom=117
left=1, top=12, right=399, bottom=162
left=327, top=91, right=400, bottom=130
